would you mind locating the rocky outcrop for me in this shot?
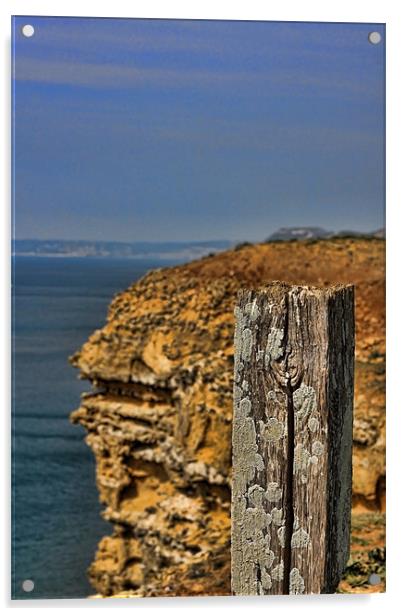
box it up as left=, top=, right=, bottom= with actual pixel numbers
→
left=70, top=237, right=385, bottom=596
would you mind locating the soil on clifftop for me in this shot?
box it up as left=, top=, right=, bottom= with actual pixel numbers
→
left=70, top=237, right=385, bottom=596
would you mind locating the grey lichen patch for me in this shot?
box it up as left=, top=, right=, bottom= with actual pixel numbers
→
left=241, top=379, right=249, bottom=392
left=234, top=361, right=244, bottom=383
left=308, top=416, right=320, bottom=432
left=309, top=455, right=318, bottom=466
left=255, top=453, right=264, bottom=472
left=234, top=305, right=252, bottom=366
left=236, top=542, right=258, bottom=594
left=260, top=569, right=272, bottom=590
left=233, top=524, right=274, bottom=594
left=271, top=507, right=285, bottom=526
left=289, top=568, right=305, bottom=594
left=277, top=525, right=286, bottom=548
left=241, top=328, right=253, bottom=362
left=311, top=440, right=325, bottom=457
left=239, top=397, right=252, bottom=417
left=291, top=528, right=310, bottom=548
left=271, top=562, right=284, bottom=582
left=247, top=484, right=266, bottom=506
left=232, top=416, right=263, bottom=495
left=266, top=512, right=273, bottom=526
left=293, top=383, right=317, bottom=421
left=264, top=327, right=284, bottom=367
left=232, top=396, right=269, bottom=594
left=244, top=507, right=271, bottom=537
left=293, top=444, right=310, bottom=475
left=232, top=495, right=247, bottom=521
left=266, top=482, right=283, bottom=502
left=260, top=417, right=285, bottom=443
left=244, top=301, right=260, bottom=322
left=234, top=385, right=242, bottom=406
left=253, top=533, right=274, bottom=569
left=234, top=305, right=242, bottom=319
left=234, top=308, right=243, bottom=351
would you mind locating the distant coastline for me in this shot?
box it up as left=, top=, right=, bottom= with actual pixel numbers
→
left=13, top=252, right=223, bottom=260
left=12, top=227, right=384, bottom=260
left=12, top=239, right=233, bottom=261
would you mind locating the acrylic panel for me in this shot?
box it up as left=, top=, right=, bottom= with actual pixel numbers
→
left=11, top=16, right=385, bottom=599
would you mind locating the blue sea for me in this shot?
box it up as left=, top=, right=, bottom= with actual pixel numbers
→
left=12, top=256, right=177, bottom=600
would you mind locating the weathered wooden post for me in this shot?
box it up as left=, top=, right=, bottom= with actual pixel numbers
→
left=231, top=282, right=354, bottom=595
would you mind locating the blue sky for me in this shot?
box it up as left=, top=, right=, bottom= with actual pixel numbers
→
left=12, top=17, right=385, bottom=242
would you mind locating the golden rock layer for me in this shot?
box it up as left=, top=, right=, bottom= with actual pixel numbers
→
left=70, top=237, right=385, bottom=596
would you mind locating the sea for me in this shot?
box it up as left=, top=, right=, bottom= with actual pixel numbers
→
left=11, top=256, right=179, bottom=600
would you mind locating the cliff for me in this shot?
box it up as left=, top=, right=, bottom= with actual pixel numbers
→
left=70, top=237, right=385, bottom=596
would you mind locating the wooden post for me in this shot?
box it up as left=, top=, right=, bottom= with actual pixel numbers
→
left=231, top=282, right=354, bottom=595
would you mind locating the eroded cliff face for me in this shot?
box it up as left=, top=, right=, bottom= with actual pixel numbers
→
left=70, top=238, right=385, bottom=596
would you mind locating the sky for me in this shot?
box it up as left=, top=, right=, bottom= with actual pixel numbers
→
left=12, top=17, right=385, bottom=242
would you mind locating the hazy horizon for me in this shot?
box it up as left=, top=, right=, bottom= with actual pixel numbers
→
left=13, top=17, right=385, bottom=242
left=13, top=223, right=385, bottom=246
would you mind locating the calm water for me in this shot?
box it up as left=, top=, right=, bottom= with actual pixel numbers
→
left=12, top=256, right=177, bottom=599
